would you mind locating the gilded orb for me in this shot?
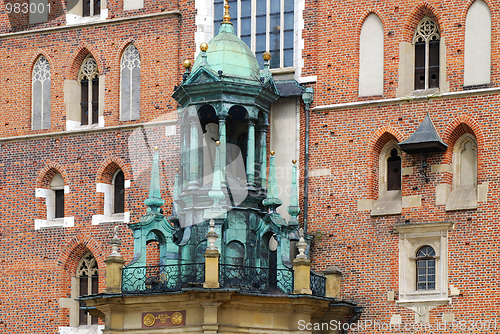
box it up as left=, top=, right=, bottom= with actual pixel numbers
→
left=270, top=150, right=275, bottom=156
left=216, top=140, right=220, bottom=146
left=200, top=42, right=208, bottom=52
left=183, top=59, right=191, bottom=69
left=263, top=52, right=271, bottom=61
left=292, top=159, right=297, bottom=164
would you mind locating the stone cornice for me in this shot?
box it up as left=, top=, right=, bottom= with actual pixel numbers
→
left=0, top=119, right=177, bottom=143
left=0, top=10, right=181, bottom=40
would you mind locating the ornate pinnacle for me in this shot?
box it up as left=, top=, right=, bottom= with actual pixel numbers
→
left=144, top=148, right=165, bottom=212
left=263, top=150, right=282, bottom=212
left=287, top=159, right=300, bottom=226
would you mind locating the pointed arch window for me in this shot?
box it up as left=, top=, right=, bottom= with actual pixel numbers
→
left=32, top=56, right=51, bottom=130
left=78, top=56, right=99, bottom=126
left=413, top=17, right=440, bottom=90
left=120, top=44, right=141, bottom=121
left=77, top=253, right=99, bottom=326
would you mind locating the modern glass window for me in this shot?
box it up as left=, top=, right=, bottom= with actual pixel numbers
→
left=77, top=253, right=99, bottom=325
left=120, top=44, right=141, bottom=121
left=113, top=170, right=125, bottom=214
left=78, top=56, right=99, bottom=126
left=83, top=0, right=100, bottom=16
left=413, top=17, right=440, bottom=90
left=32, top=56, right=51, bottom=130
left=214, top=0, right=294, bottom=68
left=416, top=245, right=436, bottom=290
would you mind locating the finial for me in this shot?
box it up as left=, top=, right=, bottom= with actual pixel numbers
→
left=222, top=0, right=232, bottom=25
left=292, top=159, right=297, bottom=164
left=270, top=150, right=275, bottom=156
left=154, top=146, right=158, bottom=151
left=183, top=59, right=192, bottom=69
left=216, top=140, right=220, bottom=146
left=206, top=219, right=219, bottom=251
left=295, top=228, right=308, bottom=259
left=200, top=42, right=208, bottom=52
left=261, top=51, right=272, bottom=80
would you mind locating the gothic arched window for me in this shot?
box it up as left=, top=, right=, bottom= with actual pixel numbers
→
left=78, top=56, right=99, bottom=126
left=413, top=17, right=440, bottom=90
left=77, top=253, right=99, bottom=325
left=32, top=56, right=51, bottom=130
left=120, top=44, right=141, bottom=121
left=416, top=246, right=436, bottom=290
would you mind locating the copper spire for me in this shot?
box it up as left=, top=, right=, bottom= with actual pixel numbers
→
left=222, top=0, right=232, bottom=25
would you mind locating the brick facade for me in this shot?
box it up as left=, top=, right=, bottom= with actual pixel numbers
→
left=0, top=0, right=499, bottom=333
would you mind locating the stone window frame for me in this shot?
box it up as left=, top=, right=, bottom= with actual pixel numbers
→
left=371, top=140, right=402, bottom=216
left=92, top=169, right=131, bottom=225
left=32, top=55, right=51, bottom=130
left=397, top=15, right=449, bottom=97
left=446, top=133, right=478, bottom=211
left=120, top=44, right=141, bottom=121
left=394, top=222, right=452, bottom=323
left=66, top=54, right=105, bottom=131
left=66, top=0, right=108, bottom=25
left=35, top=173, right=75, bottom=229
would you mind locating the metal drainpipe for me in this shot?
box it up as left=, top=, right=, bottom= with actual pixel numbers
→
left=301, top=88, right=314, bottom=234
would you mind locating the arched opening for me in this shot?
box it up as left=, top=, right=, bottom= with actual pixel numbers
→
left=260, top=232, right=278, bottom=290
left=146, top=240, right=160, bottom=267
left=226, top=106, right=248, bottom=183
left=112, top=170, right=125, bottom=214
left=198, top=105, right=219, bottom=185
left=416, top=245, right=436, bottom=290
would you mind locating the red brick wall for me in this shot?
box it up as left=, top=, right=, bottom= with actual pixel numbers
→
left=300, top=0, right=500, bottom=331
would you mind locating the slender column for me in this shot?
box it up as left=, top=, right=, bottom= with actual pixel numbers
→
left=218, top=115, right=227, bottom=183
left=181, top=124, right=189, bottom=189
left=259, top=120, right=268, bottom=189
left=246, top=119, right=256, bottom=189
left=188, top=118, right=199, bottom=189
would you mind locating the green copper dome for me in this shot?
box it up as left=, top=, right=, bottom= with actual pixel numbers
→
left=192, top=23, right=261, bottom=80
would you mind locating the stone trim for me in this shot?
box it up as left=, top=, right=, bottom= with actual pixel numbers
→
left=0, top=11, right=181, bottom=40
